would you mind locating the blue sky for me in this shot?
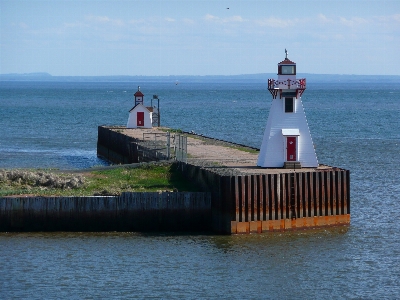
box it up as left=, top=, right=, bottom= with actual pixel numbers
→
left=1, top=0, right=399, bottom=76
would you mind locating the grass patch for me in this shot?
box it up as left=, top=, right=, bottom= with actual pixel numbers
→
left=0, top=163, right=200, bottom=197
left=227, top=145, right=259, bottom=154
left=159, top=128, right=183, bottom=134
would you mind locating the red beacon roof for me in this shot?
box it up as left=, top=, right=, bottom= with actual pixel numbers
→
left=278, top=58, right=296, bottom=65
left=134, top=86, right=144, bottom=97
left=278, top=49, right=296, bottom=65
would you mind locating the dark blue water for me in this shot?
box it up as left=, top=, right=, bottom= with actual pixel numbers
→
left=0, top=80, right=399, bottom=298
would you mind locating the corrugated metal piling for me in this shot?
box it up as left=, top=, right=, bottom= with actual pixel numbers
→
left=226, top=170, right=350, bottom=233
left=179, top=163, right=350, bottom=234
left=0, top=192, right=211, bottom=232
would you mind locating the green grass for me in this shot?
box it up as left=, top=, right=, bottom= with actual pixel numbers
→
left=159, top=128, right=183, bottom=134
left=0, top=163, right=200, bottom=197
left=227, top=145, right=259, bottom=154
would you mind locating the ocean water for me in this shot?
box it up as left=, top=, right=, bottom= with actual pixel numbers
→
left=0, top=79, right=399, bottom=298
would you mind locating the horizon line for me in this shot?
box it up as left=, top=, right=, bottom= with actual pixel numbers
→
left=1, top=72, right=400, bottom=78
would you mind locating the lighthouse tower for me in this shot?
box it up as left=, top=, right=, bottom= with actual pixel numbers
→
left=257, top=50, right=318, bottom=168
left=134, top=86, right=144, bottom=106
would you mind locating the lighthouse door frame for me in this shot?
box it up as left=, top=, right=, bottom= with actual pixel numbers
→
left=285, top=136, right=297, bottom=161
left=281, top=129, right=300, bottom=163
left=137, top=112, right=144, bottom=127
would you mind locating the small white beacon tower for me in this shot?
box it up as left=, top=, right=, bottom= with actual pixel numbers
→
left=257, top=50, right=318, bottom=168
left=127, top=86, right=153, bottom=129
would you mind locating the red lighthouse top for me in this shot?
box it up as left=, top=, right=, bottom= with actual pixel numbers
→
left=278, top=58, right=296, bottom=65
left=134, top=86, right=144, bottom=97
left=267, top=49, right=305, bottom=99
left=134, top=86, right=144, bottom=106
left=278, top=49, right=296, bottom=75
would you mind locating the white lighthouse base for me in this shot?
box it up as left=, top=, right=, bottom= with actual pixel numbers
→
left=257, top=97, right=318, bottom=168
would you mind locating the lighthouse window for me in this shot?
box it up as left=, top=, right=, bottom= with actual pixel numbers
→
left=281, top=65, right=296, bottom=75
left=285, top=98, right=294, bottom=113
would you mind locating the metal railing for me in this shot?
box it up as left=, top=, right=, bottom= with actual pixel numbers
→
left=174, top=134, right=187, bottom=163
left=140, top=132, right=187, bottom=162
left=268, top=78, right=306, bottom=90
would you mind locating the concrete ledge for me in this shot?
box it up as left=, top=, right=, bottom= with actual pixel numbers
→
left=283, top=161, right=302, bottom=169
left=249, top=221, right=262, bottom=233
left=231, top=215, right=350, bottom=234
left=236, top=222, right=250, bottom=234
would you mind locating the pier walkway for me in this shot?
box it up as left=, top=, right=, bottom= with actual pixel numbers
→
left=118, top=127, right=332, bottom=175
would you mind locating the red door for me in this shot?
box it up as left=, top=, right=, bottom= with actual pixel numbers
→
left=137, top=112, right=144, bottom=126
left=286, top=137, right=297, bottom=161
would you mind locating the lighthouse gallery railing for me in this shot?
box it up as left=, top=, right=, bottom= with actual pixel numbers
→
left=268, top=78, right=306, bottom=99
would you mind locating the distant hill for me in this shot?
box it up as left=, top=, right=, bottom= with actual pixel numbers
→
left=1, top=72, right=399, bottom=83
left=0, top=72, right=52, bottom=80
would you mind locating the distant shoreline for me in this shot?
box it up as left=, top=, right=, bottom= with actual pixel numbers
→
left=1, top=73, right=400, bottom=83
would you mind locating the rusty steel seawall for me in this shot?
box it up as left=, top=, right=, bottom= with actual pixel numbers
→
left=0, top=192, right=211, bottom=232
left=179, top=163, right=350, bottom=234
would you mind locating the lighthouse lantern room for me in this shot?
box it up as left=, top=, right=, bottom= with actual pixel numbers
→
left=257, top=50, right=318, bottom=168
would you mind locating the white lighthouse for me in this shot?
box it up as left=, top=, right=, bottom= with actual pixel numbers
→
left=127, top=86, right=153, bottom=129
left=257, top=50, right=318, bottom=168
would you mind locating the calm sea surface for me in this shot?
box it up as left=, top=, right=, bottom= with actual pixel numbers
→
left=0, top=80, right=399, bottom=298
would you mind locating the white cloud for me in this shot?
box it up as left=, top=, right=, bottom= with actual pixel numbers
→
left=19, top=22, right=29, bottom=29
left=315, top=13, right=400, bottom=30
left=165, top=17, right=176, bottom=22
left=255, top=17, right=298, bottom=28
left=373, top=14, right=400, bottom=31
left=113, top=19, right=124, bottom=27
left=204, top=14, right=244, bottom=23
left=85, top=15, right=124, bottom=26
left=204, top=14, right=219, bottom=22
left=226, top=16, right=243, bottom=23
left=86, top=15, right=110, bottom=23
left=128, top=19, right=145, bottom=25
left=334, top=34, right=344, bottom=40
left=63, top=21, right=85, bottom=29
left=339, top=17, right=368, bottom=27
left=317, top=14, right=332, bottom=24
left=183, top=18, right=195, bottom=25
left=374, top=14, right=400, bottom=23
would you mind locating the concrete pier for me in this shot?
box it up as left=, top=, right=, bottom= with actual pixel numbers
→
left=96, top=126, right=350, bottom=234
left=0, top=126, right=350, bottom=234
